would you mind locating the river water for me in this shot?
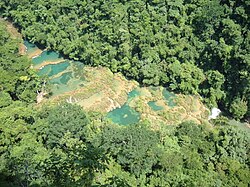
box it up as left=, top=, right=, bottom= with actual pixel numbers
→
left=26, top=41, right=177, bottom=125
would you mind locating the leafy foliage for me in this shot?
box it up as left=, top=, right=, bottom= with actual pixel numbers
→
left=0, top=23, right=41, bottom=103
left=33, top=103, right=89, bottom=148
left=0, top=1, right=249, bottom=187
left=1, top=0, right=249, bottom=119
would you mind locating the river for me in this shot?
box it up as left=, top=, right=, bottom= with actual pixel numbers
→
left=25, top=41, right=212, bottom=127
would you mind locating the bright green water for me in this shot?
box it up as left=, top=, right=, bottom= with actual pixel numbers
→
left=107, top=104, right=140, bottom=125
left=24, top=40, right=38, bottom=54
left=148, top=101, right=163, bottom=111
left=70, top=61, right=85, bottom=80
left=33, top=51, right=62, bottom=66
left=128, top=89, right=140, bottom=98
left=162, top=88, right=176, bottom=107
left=42, top=61, right=84, bottom=96
left=50, top=72, right=72, bottom=85
left=24, top=41, right=140, bottom=125
left=37, top=61, right=70, bottom=77
left=24, top=41, right=85, bottom=95
left=127, top=88, right=140, bottom=102
left=50, top=78, right=84, bottom=96
left=107, top=89, right=141, bottom=125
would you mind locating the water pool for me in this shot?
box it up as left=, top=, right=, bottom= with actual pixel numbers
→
left=33, top=50, right=63, bottom=66
left=37, top=61, right=70, bottom=77
left=148, top=101, right=163, bottom=111
left=107, top=104, right=140, bottom=125
left=162, top=88, right=176, bottom=107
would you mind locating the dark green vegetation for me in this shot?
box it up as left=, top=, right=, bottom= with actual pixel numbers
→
left=1, top=102, right=250, bottom=186
left=0, top=1, right=250, bottom=187
left=0, top=0, right=249, bottom=119
left=0, top=24, right=41, bottom=104
left=0, top=23, right=249, bottom=187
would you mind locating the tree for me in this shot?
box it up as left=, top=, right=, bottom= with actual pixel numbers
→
left=33, top=103, right=89, bottom=148
left=229, top=98, right=248, bottom=120
left=99, top=123, right=162, bottom=177
left=167, top=60, right=205, bottom=94
left=1, top=0, right=249, bottom=118
left=201, top=70, right=225, bottom=107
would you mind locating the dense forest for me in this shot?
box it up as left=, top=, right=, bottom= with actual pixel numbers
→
left=0, top=13, right=249, bottom=187
left=0, top=0, right=250, bottom=187
left=0, top=0, right=249, bottom=119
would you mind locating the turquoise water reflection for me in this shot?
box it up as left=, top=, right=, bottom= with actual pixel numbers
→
left=107, top=104, right=140, bottom=125
left=33, top=51, right=62, bottom=66
left=107, top=89, right=141, bottom=125
left=107, top=89, right=140, bottom=125
left=24, top=41, right=84, bottom=96
left=163, top=88, right=176, bottom=107
left=127, top=89, right=140, bottom=101
left=37, top=61, right=70, bottom=77
left=25, top=41, right=141, bottom=125
left=148, top=101, right=163, bottom=111
left=24, top=40, right=38, bottom=53
left=50, top=72, right=72, bottom=85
